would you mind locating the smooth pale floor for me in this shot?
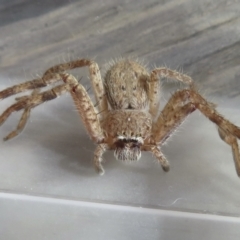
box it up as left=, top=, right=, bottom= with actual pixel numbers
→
left=0, top=85, right=240, bottom=239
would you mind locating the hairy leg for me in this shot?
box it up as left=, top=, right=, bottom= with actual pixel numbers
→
left=151, top=146, right=170, bottom=172
left=0, top=73, right=105, bottom=143
left=153, top=88, right=240, bottom=177
left=154, top=89, right=240, bottom=141
left=3, top=89, right=40, bottom=141
left=44, top=59, right=108, bottom=117
left=148, top=67, right=193, bottom=118
left=0, top=73, right=63, bottom=99
left=218, top=128, right=240, bottom=177
left=94, top=143, right=108, bottom=175
left=0, top=59, right=108, bottom=117
left=66, top=74, right=104, bottom=143
left=0, top=83, right=69, bottom=127
left=153, top=90, right=196, bottom=144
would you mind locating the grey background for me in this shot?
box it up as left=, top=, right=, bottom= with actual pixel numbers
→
left=0, top=0, right=240, bottom=239
left=1, top=0, right=240, bottom=98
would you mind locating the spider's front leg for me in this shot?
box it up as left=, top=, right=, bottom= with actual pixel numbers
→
left=3, top=89, right=40, bottom=141
left=0, top=59, right=108, bottom=118
left=148, top=67, right=193, bottom=118
left=44, top=59, right=108, bottom=118
left=63, top=73, right=105, bottom=143
left=145, top=90, right=196, bottom=172
left=152, top=88, right=240, bottom=177
left=0, top=82, right=70, bottom=138
left=152, top=90, right=196, bottom=145
left=65, top=74, right=108, bottom=175
left=0, top=73, right=108, bottom=174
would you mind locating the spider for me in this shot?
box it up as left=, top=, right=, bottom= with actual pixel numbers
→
left=0, top=58, right=240, bottom=177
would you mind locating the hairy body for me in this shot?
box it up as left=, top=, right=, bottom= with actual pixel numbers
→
left=0, top=58, right=240, bottom=177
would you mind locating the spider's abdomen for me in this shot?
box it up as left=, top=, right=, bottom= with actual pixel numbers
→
left=104, top=59, right=150, bottom=110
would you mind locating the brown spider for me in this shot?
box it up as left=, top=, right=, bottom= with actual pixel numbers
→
left=0, top=58, right=240, bottom=176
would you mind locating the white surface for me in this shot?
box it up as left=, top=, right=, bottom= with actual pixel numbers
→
left=0, top=88, right=240, bottom=239
left=1, top=192, right=240, bottom=240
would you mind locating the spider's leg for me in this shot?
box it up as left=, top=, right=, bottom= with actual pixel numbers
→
left=1, top=61, right=97, bottom=99
left=188, top=89, right=240, bottom=139
left=3, top=107, right=31, bottom=141
left=0, top=73, right=64, bottom=99
left=94, top=144, right=108, bottom=175
left=218, top=128, right=240, bottom=176
left=0, top=59, right=108, bottom=117
left=153, top=90, right=196, bottom=144
left=152, top=88, right=240, bottom=177
left=62, top=73, right=107, bottom=173
left=64, top=73, right=105, bottom=143
left=44, top=59, right=108, bottom=118
left=87, top=60, right=108, bottom=119
left=146, top=93, right=195, bottom=171
left=148, top=67, right=193, bottom=118
left=0, top=83, right=70, bottom=139
left=3, top=89, right=40, bottom=141
left=146, top=146, right=170, bottom=172
left=154, top=89, right=240, bottom=142
left=0, top=73, right=105, bottom=143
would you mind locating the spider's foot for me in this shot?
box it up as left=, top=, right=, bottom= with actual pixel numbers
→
left=95, top=164, right=105, bottom=176
left=3, top=131, right=18, bottom=141
left=161, top=164, right=170, bottom=172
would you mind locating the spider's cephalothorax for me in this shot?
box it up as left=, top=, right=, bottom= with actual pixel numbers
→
left=0, top=58, right=240, bottom=177
left=102, top=109, right=152, bottom=162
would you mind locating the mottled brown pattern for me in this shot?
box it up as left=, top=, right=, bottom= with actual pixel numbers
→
left=0, top=58, right=240, bottom=177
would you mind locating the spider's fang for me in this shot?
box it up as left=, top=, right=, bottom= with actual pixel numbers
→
left=114, top=137, right=142, bottom=162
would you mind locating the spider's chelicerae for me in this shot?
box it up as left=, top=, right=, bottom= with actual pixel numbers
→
left=0, top=58, right=240, bottom=176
